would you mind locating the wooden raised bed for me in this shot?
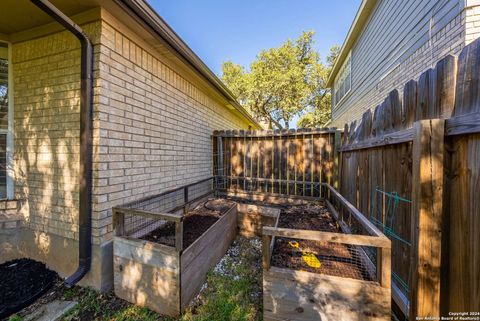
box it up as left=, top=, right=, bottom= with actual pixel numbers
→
left=262, top=184, right=391, bottom=321
left=236, top=203, right=280, bottom=237
left=112, top=180, right=237, bottom=316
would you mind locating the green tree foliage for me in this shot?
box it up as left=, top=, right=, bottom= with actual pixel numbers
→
left=297, top=45, right=340, bottom=128
left=221, top=32, right=339, bottom=129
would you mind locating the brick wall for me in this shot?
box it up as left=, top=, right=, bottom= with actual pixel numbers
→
left=12, top=22, right=101, bottom=241
left=466, top=4, right=480, bottom=44
left=332, top=9, right=468, bottom=127
left=11, top=18, right=251, bottom=246
left=90, top=20, right=250, bottom=244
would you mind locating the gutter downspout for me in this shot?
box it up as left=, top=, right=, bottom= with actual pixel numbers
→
left=30, top=0, right=93, bottom=286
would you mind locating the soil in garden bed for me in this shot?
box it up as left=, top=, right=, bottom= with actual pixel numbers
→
left=271, top=202, right=374, bottom=281
left=141, top=198, right=236, bottom=250
left=0, top=258, right=58, bottom=319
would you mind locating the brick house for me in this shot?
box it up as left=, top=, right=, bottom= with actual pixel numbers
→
left=327, top=0, right=480, bottom=127
left=0, top=0, right=260, bottom=290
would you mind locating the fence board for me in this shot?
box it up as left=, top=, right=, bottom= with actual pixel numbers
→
left=336, top=38, right=480, bottom=319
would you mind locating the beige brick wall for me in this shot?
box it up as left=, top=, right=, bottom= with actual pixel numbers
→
left=12, top=22, right=101, bottom=241
left=90, top=20, right=250, bottom=244
left=466, top=4, right=480, bottom=43
left=332, top=9, right=468, bottom=127
left=11, top=17, right=251, bottom=247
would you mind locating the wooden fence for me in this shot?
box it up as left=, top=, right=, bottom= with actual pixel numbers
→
left=212, top=38, right=480, bottom=319
left=339, top=38, right=480, bottom=318
left=212, top=129, right=340, bottom=199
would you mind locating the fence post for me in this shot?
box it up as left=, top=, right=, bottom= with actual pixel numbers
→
left=216, top=136, right=224, bottom=189
left=333, top=130, right=342, bottom=191
left=410, top=119, right=445, bottom=319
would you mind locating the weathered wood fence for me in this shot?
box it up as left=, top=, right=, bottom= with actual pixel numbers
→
left=212, top=37, right=480, bottom=319
left=212, top=129, right=341, bottom=199
left=339, top=39, right=480, bottom=319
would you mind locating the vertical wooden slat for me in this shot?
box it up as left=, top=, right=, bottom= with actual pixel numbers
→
left=410, top=119, right=445, bottom=319
left=175, top=221, right=184, bottom=252
left=262, top=234, right=272, bottom=270
left=434, top=54, right=457, bottom=119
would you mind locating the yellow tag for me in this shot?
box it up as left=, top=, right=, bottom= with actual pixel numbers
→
left=288, top=241, right=299, bottom=249
left=302, top=252, right=321, bottom=268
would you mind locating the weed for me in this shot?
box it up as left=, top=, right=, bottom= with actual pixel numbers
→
left=8, top=315, right=23, bottom=321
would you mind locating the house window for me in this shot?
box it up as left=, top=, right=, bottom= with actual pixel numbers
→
left=0, top=42, right=12, bottom=199
left=334, top=52, right=351, bottom=106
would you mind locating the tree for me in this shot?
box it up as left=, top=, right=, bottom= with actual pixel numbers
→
left=222, top=31, right=338, bottom=129
left=297, top=45, right=340, bottom=128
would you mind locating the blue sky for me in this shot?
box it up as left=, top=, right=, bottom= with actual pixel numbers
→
left=148, top=0, right=361, bottom=74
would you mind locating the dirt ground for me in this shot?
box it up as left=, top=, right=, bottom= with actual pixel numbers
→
left=141, top=199, right=236, bottom=250
left=271, top=202, right=373, bottom=281
left=0, top=259, right=58, bottom=319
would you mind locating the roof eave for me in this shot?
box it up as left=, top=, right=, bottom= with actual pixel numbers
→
left=326, top=0, right=377, bottom=87
left=116, top=0, right=262, bottom=129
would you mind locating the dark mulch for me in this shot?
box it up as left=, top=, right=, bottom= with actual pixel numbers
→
left=142, top=199, right=236, bottom=250
left=271, top=202, right=373, bottom=281
left=0, top=258, right=58, bottom=320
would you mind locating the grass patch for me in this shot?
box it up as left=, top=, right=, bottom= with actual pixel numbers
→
left=57, top=236, right=261, bottom=321
left=181, top=237, right=262, bottom=321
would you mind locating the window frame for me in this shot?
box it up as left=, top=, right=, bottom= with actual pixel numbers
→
left=333, top=51, right=352, bottom=108
left=0, top=40, right=14, bottom=200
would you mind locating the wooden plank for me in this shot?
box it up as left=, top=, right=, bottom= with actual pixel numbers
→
left=112, top=207, right=183, bottom=223
left=217, top=189, right=319, bottom=205
left=113, top=208, right=125, bottom=236
left=443, top=38, right=480, bottom=314
left=339, top=127, right=414, bottom=152
left=114, top=255, right=180, bottom=316
left=180, top=205, right=237, bottom=309
left=263, top=226, right=391, bottom=248
left=237, top=204, right=281, bottom=237
left=445, top=112, right=480, bottom=136
left=113, top=236, right=179, bottom=267
left=444, top=133, right=480, bottom=313
left=410, top=119, right=445, bottom=319
left=403, top=80, right=417, bottom=129
left=434, top=54, right=457, bottom=119
left=453, top=38, right=480, bottom=117
left=263, top=267, right=391, bottom=321
left=181, top=205, right=237, bottom=265
left=113, top=236, right=180, bottom=316
left=322, top=183, right=386, bottom=238
left=262, top=234, right=272, bottom=270
left=175, top=221, right=183, bottom=252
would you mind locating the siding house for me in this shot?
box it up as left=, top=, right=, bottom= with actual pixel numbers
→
left=327, top=0, right=480, bottom=127
left=0, top=0, right=259, bottom=290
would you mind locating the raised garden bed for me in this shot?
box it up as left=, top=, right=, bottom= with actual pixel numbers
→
left=236, top=202, right=281, bottom=238
left=112, top=185, right=238, bottom=317
left=262, top=184, right=391, bottom=321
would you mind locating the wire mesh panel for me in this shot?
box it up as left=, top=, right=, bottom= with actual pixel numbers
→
left=213, top=129, right=339, bottom=198
left=113, top=178, right=214, bottom=244
left=272, top=236, right=377, bottom=281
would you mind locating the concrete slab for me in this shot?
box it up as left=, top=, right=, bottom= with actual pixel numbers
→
left=24, top=300, right=77, bottom=321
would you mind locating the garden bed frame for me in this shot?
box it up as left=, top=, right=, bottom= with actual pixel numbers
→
left=112, top=178, right=238, bottom=316
left=261, top=183, right=391, bottom=321
left=236, top=202, right=281, bottom=237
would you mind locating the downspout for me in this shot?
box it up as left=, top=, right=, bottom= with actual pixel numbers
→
left=30, top=0, right=93, bottom=286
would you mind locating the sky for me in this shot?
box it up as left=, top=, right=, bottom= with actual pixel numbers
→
left=147, top=0, right=362, bottom=126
